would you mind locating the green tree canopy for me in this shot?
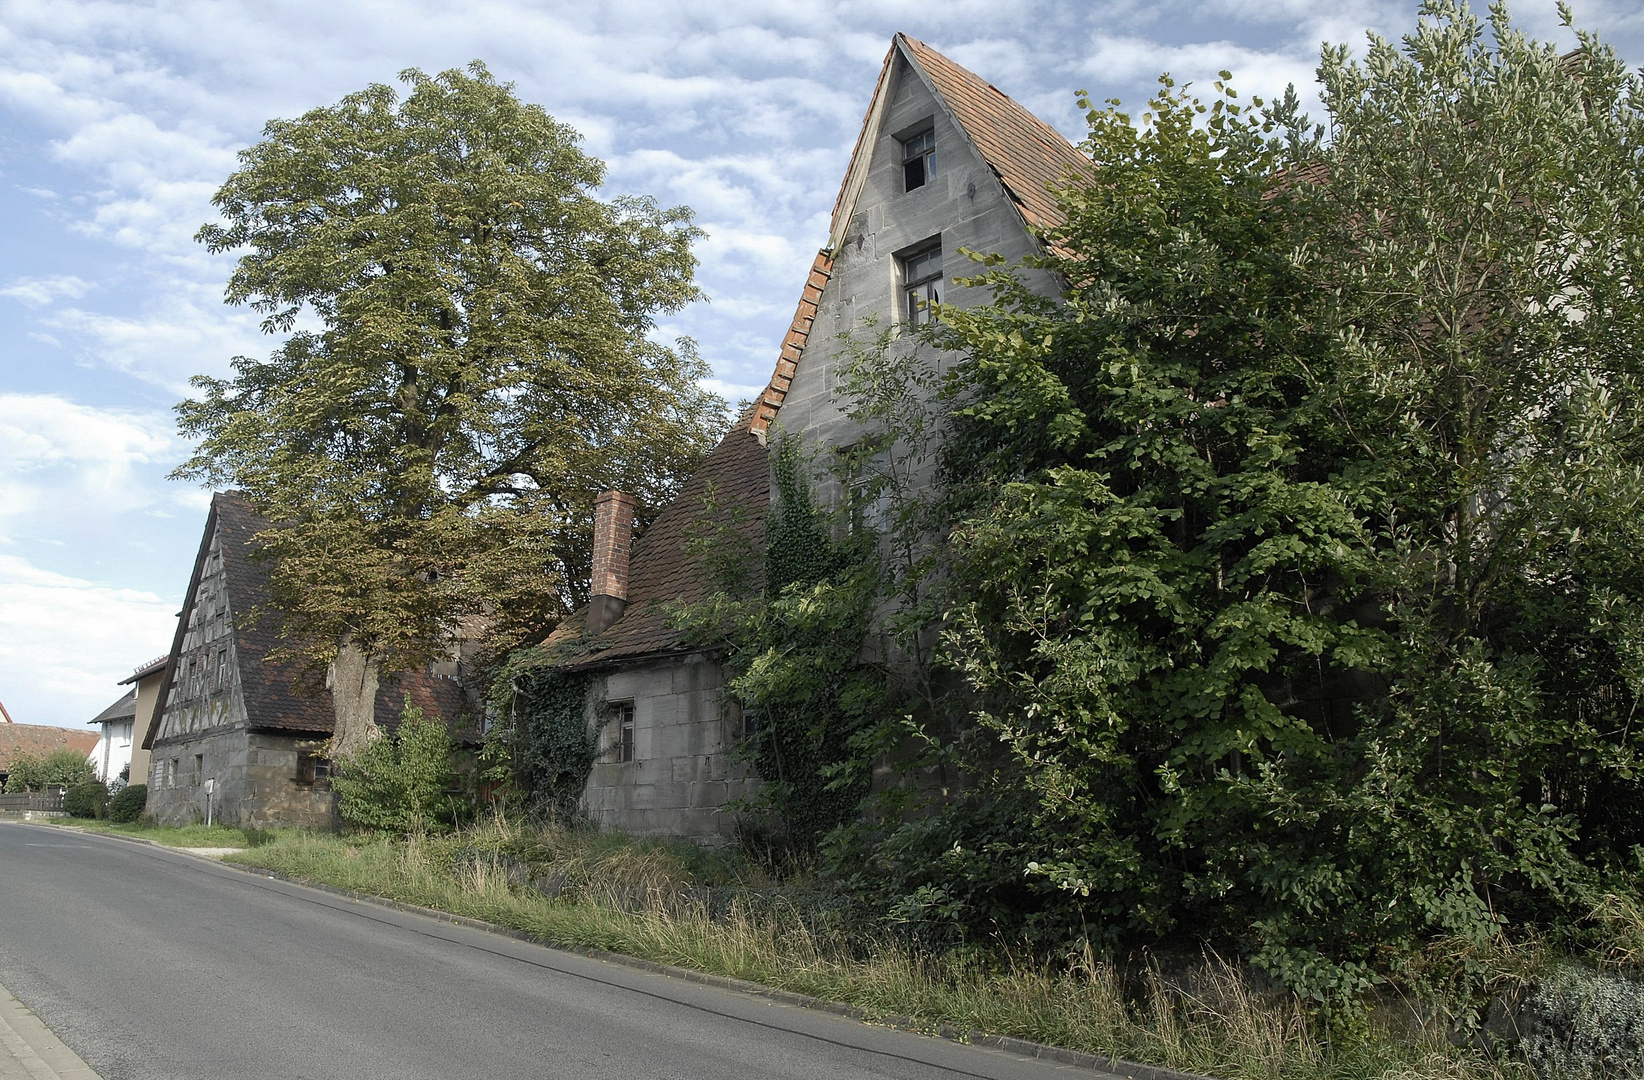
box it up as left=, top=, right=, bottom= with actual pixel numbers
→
left=175, top=63, right=725, bottom=756
left=916, top=0, right=1644, bottom=1001
left=8, top=749, right=97, bottom=792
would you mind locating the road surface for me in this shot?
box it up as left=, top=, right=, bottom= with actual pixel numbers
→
left=0, top=824, right=1104, bottom=1080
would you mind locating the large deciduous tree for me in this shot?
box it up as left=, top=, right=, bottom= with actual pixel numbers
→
left=176, top=63, right=724, bottom=758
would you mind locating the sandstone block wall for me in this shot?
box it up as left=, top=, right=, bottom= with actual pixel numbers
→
left=583, top=654, right=759, bottom=840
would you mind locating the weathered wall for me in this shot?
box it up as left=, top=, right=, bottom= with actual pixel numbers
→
left=582, top=654, right=758, bottom=841
left=153, top=524, right=249, bottom=743
left=773, top=51, right=1051, bottom=477
left=147, top=728, right=334, bottom=829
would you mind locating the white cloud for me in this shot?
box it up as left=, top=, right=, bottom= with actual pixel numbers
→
left=1, top=274, right=92, bottom=307
left=0, top=553, right=174, bottom=727
left=0, top=393, right=178, bottom=525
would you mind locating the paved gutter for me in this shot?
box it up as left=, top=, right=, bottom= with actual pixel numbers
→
left=0, top=979, right=100, bottom=1080
left=34, top=822, right=1210, bottom=1080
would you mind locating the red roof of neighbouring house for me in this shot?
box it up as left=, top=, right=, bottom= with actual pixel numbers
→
left=0, top=725, right=98, bottom=772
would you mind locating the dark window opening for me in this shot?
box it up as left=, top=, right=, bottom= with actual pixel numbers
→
left=297, top=753, right=333, bottom=788
left=613, top=702, right=636, bottom=763
left=902, top=127, right=936, bottom=191
left=192, top=754, right=203, bottom=785
left=900, top=244, right=943, bottom=326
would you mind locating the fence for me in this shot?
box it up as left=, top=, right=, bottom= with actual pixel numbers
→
left=0, top=789, right=65, bottom=812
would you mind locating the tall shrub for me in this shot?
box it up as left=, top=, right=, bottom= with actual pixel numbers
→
left=334, top=699, right=457, bottom=833
left=931, top=0, right=1644, bottom=1003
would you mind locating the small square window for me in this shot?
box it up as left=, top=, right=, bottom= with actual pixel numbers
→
left=297, top=753, right=333, bottom=788
left=612, top=702, right=636, bottom=763
left=902, top=127, right=936, bottom=192
left=900, top=245, right=943, bottom=326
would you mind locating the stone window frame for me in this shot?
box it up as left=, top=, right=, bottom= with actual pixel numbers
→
left=609, top=700, right=636, bottom=764
left=296, top=753, right=333, bottom=789
left=898, top=240, right=943, bottom=327
left=900, top=123, right=936, bottom=192
left=837, top=441, right=891, bottom=534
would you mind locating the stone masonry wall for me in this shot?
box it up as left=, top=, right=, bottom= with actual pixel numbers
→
left=583, top=654, right=758, bottom=841
left=773, top=51, right=1054, bottom=482
left=147, top=727, right=335, bottom=829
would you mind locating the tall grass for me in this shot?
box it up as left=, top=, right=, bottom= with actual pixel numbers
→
left=226, top=817, right=1522, bottom=1080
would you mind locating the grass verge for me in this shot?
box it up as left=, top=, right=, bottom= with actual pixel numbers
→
left=55, top=819, right=277, bottom=848
left=214, top=817, right=1522, bottom=1080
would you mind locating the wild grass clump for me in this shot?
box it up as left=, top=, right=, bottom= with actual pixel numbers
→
left=226, top=816, right=1521, bottom=1080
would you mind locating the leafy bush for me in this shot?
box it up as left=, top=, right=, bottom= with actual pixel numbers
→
left=8, top=749, right=98, bottom=791
left=333, top=698, right=457, bottom=834
left=63, top=781, right=110, bottom=819
left=107, top=784, right=147, bottom=823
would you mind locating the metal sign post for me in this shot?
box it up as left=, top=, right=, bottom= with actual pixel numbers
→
left=204, top=777, right=215, bottom=828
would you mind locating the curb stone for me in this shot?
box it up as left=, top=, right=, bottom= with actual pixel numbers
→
left=30, top=822, right=1210, bottom=1080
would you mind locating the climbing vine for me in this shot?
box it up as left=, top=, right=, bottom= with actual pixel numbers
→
left=488, top=647, right=597, bottom=818
left=669, top=436, right=890, bottom=853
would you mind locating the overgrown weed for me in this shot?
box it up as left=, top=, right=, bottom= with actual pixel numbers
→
left=223, top=817, right=1527, bottom=1080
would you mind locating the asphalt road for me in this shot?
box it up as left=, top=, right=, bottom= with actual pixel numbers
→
left=0, top=823, right=1100, bottom=1080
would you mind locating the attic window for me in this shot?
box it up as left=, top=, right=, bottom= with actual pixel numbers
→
left=900, top=243, right=943, bottom=326
left=902, top=127, right=936, bottom=191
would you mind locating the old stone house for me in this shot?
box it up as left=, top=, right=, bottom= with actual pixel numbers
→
left=142, top=492, right=466, bottom=828
left=541, top=34, right=1088, bottom=841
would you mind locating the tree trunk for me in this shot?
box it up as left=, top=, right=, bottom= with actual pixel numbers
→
left=328, top=638, right=381, bottom=761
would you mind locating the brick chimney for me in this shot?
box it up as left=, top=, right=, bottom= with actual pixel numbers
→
left=587, top=490, right=636, bottom=636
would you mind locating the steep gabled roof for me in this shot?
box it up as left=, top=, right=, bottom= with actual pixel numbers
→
left=750, top=33, right=1088, bottom=437
left=566, top=35, right=1086, bottom=664
left=547, top=419, right=769, bottom=668
left=899, top=36, right=1092, bottom=235
left=144, top=492, right=467, bottom=749
left=90, top=691, right=137, bottom=726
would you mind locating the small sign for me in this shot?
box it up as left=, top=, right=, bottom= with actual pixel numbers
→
left=203, top=778, right=215, bottom=795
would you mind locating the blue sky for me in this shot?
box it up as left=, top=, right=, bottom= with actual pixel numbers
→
left=1, top=0, right=1639, bottom=728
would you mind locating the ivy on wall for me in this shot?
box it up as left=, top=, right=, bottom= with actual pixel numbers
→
left=488, top=649, right=597, bottom=818
left=669, top=436, right=889, bottom=853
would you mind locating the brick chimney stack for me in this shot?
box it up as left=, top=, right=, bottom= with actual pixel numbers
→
left=587, top=490, right=636, bottom=636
